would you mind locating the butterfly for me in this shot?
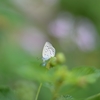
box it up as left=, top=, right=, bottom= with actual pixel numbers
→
left=42, top=42, right=55, bottom=62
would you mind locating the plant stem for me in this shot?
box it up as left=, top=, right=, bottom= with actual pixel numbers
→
left=35, top=83, right=42, bottom=100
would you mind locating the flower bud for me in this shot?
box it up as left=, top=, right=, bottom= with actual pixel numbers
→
left=50, top=57, right=57, bottom=66
left=56, top=53, right=66, bottom=64
left=46, top=57, right=57, bottom=69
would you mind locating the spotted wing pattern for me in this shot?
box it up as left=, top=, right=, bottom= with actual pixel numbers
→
left=42, top=42, right=55, bottom=62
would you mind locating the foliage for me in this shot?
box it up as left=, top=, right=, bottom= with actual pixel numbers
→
left=0, top=42, right=100, bottom=100
left=0, top=0, right=100, bottom=100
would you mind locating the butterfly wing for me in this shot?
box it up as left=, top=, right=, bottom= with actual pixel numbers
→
left=42, top=42, right=55, bottom=62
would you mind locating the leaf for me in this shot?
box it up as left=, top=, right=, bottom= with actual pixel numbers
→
left=56, top=95, right=74, bottom=100
left=59, top=67, right=100, bottom=100
left=86, top=93, right=100, bottom=100
left=71, top=67, right=98, bottom=76
left=0, top=86, right=18, bottom=100
left=14, top=81, right=37, bottom=100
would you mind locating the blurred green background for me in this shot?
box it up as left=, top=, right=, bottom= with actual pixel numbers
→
left=0, top=0, right=100, bottom=100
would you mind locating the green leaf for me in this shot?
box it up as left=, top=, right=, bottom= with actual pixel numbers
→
left=86, top=93, right=100, bottom=100
left=56, top=95, right=74, bottom=100
left=0, top=86, right=18, bottom=100
left=14, top=81, right=37, bottom=100
left=71, top=67, right=98, bottom=76
left=59, top=67, right=100, bottom=100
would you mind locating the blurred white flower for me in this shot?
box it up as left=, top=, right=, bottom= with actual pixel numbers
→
left=18, top=27, right=48, bottom=56
left=74, top=18, right=97, bottom=51
left=48, top=13, right=98, bottom=52
left=48, top=13, right=74, bottom=38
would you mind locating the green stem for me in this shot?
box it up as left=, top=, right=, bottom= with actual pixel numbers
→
left=35, top=83, right=42, bottom=100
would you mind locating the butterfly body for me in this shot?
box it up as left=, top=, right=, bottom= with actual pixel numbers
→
left=42, top=42, right=55, bottom=62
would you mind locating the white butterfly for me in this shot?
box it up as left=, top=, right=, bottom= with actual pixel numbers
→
left=42, top=42, right=55, bottom=62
